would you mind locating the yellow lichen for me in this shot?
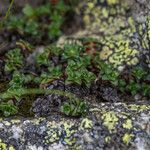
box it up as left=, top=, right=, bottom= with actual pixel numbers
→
left=101, top=111, right=118, bottom=131
left=64, top=138, right=76, bottom=146
left=129, top=104, right=150, bottom=112
left=87, top=2, right=94, bottom=10
left=45, top=120, right=77, bottom=146
left=64, top=122, right=76, bottom=138
left=122, top=133, right=134, bottom=145
left=0, top=139, right=7, bottom=150
left=105, top=136, right=111, bottom=143
left=100, top=46, right=112, bottom=60
left=9, top=146, right=15, bottom=150
left=107, top=0, right=119, bottom=5
left=3, top=121, right=11, bottom=126
left=11, top=119, right=21, bottom=124
left=79, top=118, right=93, bottom=130
left=128, top=57, right=139, bottom=65
left=123, top=119, right=132, bottom=129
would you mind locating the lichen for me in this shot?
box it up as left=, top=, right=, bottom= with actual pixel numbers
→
left=101, top=111, right=118, bottom=131
left=122, top=133, right=134, bottom=145
left=105, top=136, right=111, bottom=143
left=123, top=119, right=133, bottom=129
left=45, top=120, right=78, bottom=146
left=70, top=0, right=150, bottom=70
left=8, top=146, right=15, bottom=150
left=79, top=118, right=93, bottom=130
left=107, top=0, right=119, bottom=5
left=129, top=104, right=150, bottom=112
left=0, top=139, right=7, bottom=150
left=0, top=139, right=15, bottom=150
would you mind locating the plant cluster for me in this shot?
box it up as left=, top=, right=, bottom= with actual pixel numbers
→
left=61, top=99, right=88, bottom=117
left=95, top=56, right=150, bottom=96
left=66, top=59, right=96, bottom=87
left=4, top=48, right=23, bottom=72
left=5, top=0, right=70, bottom=41
left=0, top=41, right=150, bottom=117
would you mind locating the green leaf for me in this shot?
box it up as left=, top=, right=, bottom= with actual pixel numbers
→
left=0, top=103, right=18, bottom=117
left=61, top=99, right=88, bottom=117
left=23, top=4, right=35, bottom=17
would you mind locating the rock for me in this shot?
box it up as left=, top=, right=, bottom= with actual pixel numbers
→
left=0, top=103, right=150, bottom=149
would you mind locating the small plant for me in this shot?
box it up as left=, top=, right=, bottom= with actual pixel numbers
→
left=5, top=48, right=23, bottom=72
left=61, top=99, right=88, bottom=117
left=63, top=44, right=83, bottom=59
left=0, top=87, right=85, bottom=117
left=7, top=71, right=25, bottom=101
left=132, top=66, right=147, bottom=80
left=35, top=49, right=51, bottom=66
left=5, top=1, right=70, bottom=41
left=66, top=59, right=96, bottom=87
left=48, top=11, right=63, bottom=39
left=118, top=79, right=126, bottom=92
left=94, top=54, right=150, bottom=96
left=98, top=61, right=119, bottom=86
left=40, top=66, right=62, bottom=85
left=142, top=83, right=150, bottom=96
left=0, top=103, right=18, bottom=117
left=126, top=80, right=141, bottom=96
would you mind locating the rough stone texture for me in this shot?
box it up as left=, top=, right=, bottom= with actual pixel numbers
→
left=0, top=103, right=150, bottom=150
left=57, top=0, right=150, bottom=72
left=0, top=0, right=150, bottom=149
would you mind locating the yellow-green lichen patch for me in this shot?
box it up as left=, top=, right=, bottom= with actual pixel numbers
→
left=10, top=119, right=21, bottom=124
left=101, top=111, right=119, bottom=132
left=63, top=122, right=77, bottom=145
left=129, top=104, right=150, bottom=112
left=105, top=136, right=111, bottom=143
left=30, top=117, right=45, bottom=125
left=123, top=119, right=133, bottom=129
left=107, top=0, right=119, bottom=5
left=73, top=0, right=149, bottom=69
left=8, top=146, right=15, bottom=150
left=0, top=139, right=15, bottom=150
left=99, top=46, right=113, bottom=60
left=107, top=40, right=139, bottom=68
left=45, top=120, right=77, bottom=146
left=79, top=118, right=93, bottom=130
left=122, top=133, right=134, bottom=145
left=3, top=121, right=11, bottom=126
left=0, top=139, right=7, bottom=150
